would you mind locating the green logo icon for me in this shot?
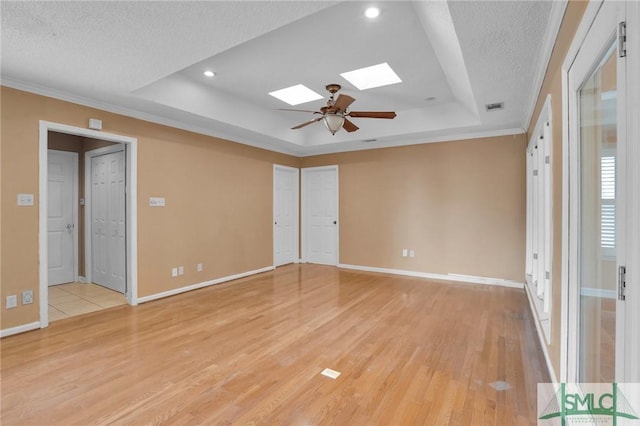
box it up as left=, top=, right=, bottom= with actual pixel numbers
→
left=539, top=383, right=639, bottom=425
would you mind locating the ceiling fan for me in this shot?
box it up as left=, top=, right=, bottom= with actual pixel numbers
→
left=280, top=84, right=397, bottom=135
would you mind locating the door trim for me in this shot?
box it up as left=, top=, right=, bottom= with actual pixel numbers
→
left=626, top=0, right=640, bottom=384
left=47, top=149, right=79, bottom=285
left=39, top=121, right=138, bottom=328
left=560, top=0, right=637, bottom=383
left=273, top=164, right=299, bottom=267
left=560, top=0, right=604, bottom=383
left=84, top=144, right=126, bottom=287
left=301, top=165, right=339, bottom=265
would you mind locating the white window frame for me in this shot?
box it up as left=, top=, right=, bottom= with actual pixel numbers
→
left=525, top=95, right=553, bottom=343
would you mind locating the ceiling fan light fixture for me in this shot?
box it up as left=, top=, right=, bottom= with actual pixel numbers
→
left=324, top=113, right=345, bottom=135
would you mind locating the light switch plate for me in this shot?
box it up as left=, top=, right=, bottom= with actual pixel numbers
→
left=17, top=194, right=34, bottom=206
left=149, top=197, right=166, bottom=207
left=6, top=295, right=17, bottom=309
left=171, top=267, right=178, bottom=277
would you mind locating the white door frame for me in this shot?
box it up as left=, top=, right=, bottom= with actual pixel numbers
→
left=47, top=149, right=79, bottom=285
left=626, top=0, right=640, bottom=385
left=85, top=144, right=126, bottom=287
left=301, top=165, right=339, bottom=265
left=39, top=121, right=138, bottom=328
left=273, top=164, right=299, bottom=266
left=561, top=0, right=640, bottom=383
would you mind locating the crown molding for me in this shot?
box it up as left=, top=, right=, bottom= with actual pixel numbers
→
left=522, top=0, right=568, bottom=133
left=2, top=77, right=525, bottom=158
left=0, top=77, right=304, bottom=157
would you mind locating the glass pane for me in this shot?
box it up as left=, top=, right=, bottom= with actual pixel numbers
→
left=578, top=42, right=617, bottom=383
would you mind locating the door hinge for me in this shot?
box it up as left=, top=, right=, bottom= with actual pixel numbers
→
left=618, top=265, right=626, bottom=301
left=619, top=21, right=627, bottom=58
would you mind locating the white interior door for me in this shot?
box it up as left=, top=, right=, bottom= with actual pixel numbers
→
left=274, top=165, right=299, bottom=266
left=91, top=149, right=126, bottom=293
left=302, top=166, right=338, bottom=265
left=567, top=0, right=627, bottom=383
left=47, top=150, right=78, bottom=285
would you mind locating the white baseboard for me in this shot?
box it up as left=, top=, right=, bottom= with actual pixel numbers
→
left=137, top=266, right=274, bottom=304
left=337, top=264, right=524, bottom=289
left=0, top=321, right=41, bottom=338
left=78, top=276, right=87, bottom=283
left=524, top=282, right=558, bottom=383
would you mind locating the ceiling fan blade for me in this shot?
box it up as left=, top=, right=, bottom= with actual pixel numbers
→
left=348, top=111, right=397, bottom=119
left=291, top=117, right=323, bottom=130
left=333, top=94, right=356, bottom=111
left=343, top=118, right=359, bottom=133
left=278, top=108, right=322, bottom=114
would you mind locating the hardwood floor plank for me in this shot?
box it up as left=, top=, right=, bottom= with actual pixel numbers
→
left=1, top=264, right=549, bottom=425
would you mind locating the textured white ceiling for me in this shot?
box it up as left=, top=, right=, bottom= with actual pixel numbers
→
left=1, top=1, right=555, bottom=156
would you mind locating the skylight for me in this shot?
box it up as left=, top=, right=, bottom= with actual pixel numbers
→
left=269, top=84, right=323, bottom=106
left=340, top=62, right=402, bottom=90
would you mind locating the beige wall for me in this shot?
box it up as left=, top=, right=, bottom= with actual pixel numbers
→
left=526, top=0, right=589, bottom=377
left=1, top=86, right=299, bottom=329
left=302, top=134, right=527, bottom=281
left=1, top=85, right=530, bottom=332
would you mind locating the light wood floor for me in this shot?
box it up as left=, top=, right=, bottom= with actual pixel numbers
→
left=1, top=264, right=549, bottom=425
left=49, top=282, right=127, bottom=321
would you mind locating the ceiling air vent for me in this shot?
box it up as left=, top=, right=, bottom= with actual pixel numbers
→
left=363, top=139, right=377, bottom=143
left=485, top=102, right=504, bottom=112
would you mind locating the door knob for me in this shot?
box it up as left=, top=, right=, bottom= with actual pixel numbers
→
left=333, top=220, right=337, bottom=225
left=66, top=224, right=74, bottom=229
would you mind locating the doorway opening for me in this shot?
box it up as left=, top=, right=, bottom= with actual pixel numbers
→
left=273, top=164, right=299, bottom=267
left=301, top=165, right=339, bottom=265
left=39, top=121, right=138, bottom=327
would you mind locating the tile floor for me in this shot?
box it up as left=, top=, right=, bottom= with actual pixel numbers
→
left=48, top=282, right=126, bottom=321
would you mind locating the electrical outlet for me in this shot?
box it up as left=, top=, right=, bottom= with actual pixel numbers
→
left=197, top=263, right=203, bottom=272
left=402, top=249, right=408, bottom=257
left=22, top=290, right=33, bottom=305
left=149, top=197, right=166, bottom=207
left=17, top=194, right=34, bottom=206
left=6, top=295, right=17, bottom=309
left=172, top=267, right=178, bottom=277
left=409, top=250, right=415, bottom=258
left=178, top=266, right=184, bottom=276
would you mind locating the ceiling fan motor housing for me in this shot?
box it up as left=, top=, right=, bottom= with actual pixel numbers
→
left=284, top=83, right=396, bottom=134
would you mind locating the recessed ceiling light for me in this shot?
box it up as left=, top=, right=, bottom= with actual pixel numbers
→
left=365, top=7, right=380, bottom=18
left=203, top=70, right=215, bottom=78
left=269, top=84, right=323, bottom=106
left=340, top=62, right=402, bottom=90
